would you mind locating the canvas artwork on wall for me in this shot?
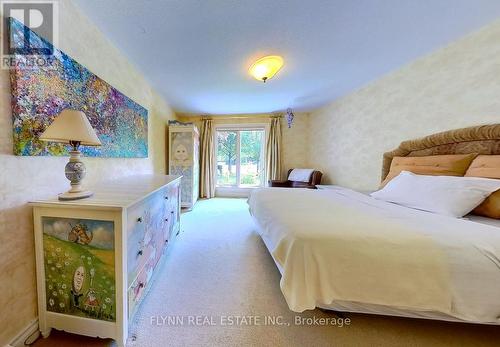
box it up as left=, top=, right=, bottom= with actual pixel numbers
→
left=42, top=216, right=116, bottom=322
left=8, top=17, right=148, bottom=157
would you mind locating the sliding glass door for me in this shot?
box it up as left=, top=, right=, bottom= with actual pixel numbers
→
left=216, top=130, right=238, bottom=186
left=216, top=128, right=265, bottom=187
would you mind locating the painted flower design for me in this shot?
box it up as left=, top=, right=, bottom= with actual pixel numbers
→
left=49, top=298, right=54, bottom=306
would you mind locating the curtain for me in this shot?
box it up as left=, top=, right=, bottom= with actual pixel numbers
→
left=200, top=119, right=216, bottom=198
left=266, top=117, right=282, bottom=183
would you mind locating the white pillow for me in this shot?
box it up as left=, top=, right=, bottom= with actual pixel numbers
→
left=288, top=169, right=314, bottom=182
left=370, top=171, right=500, bottom=218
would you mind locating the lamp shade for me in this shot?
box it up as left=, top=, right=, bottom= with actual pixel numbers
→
left=249, top=55, right=284, bottom=82
left=39, top=109, right=101, bottom=146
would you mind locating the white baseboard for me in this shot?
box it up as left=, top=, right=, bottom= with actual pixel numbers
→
left=7, top=319, right=39, bottom=347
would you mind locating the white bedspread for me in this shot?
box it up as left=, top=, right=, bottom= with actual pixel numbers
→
left=248, top=187, right=500, bottom=323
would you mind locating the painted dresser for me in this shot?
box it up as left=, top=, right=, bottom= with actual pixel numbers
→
left=168, top=123, right=199, bottom=209
left=31, top=175, right=181, bottom=347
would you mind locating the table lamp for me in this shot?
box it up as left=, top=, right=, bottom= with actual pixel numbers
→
left=39, top=109, right=102, bottom=200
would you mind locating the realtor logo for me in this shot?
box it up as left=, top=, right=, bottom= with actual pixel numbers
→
left=1, top=0, right=58, bottom=68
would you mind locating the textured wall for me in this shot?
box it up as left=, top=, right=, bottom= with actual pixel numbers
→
left=281, top=113, right=310, bottom=175
left=308, top=19, right=500, bottom=191
left=0, top=0, right=176, bottom=344
left=178, top=113, right=310, bottom=180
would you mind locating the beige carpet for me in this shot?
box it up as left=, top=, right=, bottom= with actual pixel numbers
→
left=35, top=198, right=500, bottom=346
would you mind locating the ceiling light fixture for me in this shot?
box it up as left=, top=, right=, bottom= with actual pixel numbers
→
left=249, top=55, right=284, bottom=82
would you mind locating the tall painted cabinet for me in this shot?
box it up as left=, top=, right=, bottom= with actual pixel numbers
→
left=168, top=123, right=199, bottom=209
left=31, top=175, right=181, bottom=347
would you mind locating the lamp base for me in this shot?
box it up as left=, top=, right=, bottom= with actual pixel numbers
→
left=58, top=190, right=94, bottom=201
left=60, top=148, right=92, bottom=201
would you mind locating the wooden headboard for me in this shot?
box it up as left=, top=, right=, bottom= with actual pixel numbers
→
left=382, top=124, right=500, bottom=182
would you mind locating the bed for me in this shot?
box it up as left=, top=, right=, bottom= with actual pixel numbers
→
left=248, top=124, right=500, bottom=324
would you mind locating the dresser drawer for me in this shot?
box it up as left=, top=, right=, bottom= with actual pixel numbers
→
left=128, top=264, right=154, bottom=319
left=127, top=188, right=171, bottom=285
left=159, top=185, right=178, bottom=239
left=127, top=202, right=147, bottom=285
left=165, top=184, right=180, bottom=238
left=127, top=240, right=155, bottom=288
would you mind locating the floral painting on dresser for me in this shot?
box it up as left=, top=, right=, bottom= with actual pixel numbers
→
left=42, top=217, right=116, bottom=322
left=8, top=17, right=148, bottom=157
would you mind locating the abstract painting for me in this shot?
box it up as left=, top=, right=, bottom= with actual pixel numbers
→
left=8, top=17, right=148, bottom=157
left=42, top=217, right=116, bottom=322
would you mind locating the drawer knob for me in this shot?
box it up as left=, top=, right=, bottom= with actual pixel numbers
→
left=137, top=250, right=143, bottom=256
left=137, top=217, right=143, bottom=223
left=165, top=218, right=168, bottom=222
left=165, top=239, right=168, bottom=244
left=164, top=196, right=169, bottom=200
left=139, top=282, right=144, bottom=289
left=170, top=211, right=174, bottom=214
left=176, top=231, right=180, bottom=236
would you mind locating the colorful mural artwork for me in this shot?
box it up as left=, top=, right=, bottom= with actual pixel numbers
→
left=42, top=217, right=116, bottom=322
left=8, top=17, right=148, bottom=157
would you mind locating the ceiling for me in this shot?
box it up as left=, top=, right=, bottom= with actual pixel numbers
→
left=73, top=0, right=500, bottom=115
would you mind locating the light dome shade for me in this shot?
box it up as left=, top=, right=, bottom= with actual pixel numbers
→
left=39, top=109, right=102, bottom=146
left=249, top=55, right=284, bottom=82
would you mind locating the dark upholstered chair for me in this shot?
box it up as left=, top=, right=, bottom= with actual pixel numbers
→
left=269, top=169, right=323, bottom=189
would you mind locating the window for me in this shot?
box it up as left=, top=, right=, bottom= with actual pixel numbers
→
left=216, top=127, right=266, bottom=187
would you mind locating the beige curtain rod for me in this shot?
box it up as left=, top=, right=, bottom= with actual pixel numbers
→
left=199, top=115, right=282, bottom=121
